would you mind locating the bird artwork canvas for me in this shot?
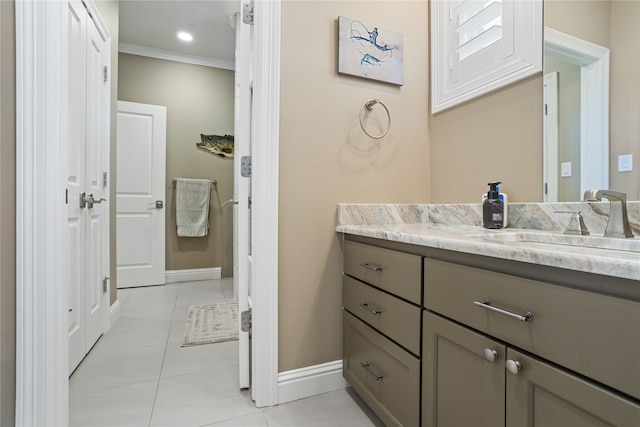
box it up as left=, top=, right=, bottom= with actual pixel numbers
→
left=338, top=15, right=404, bottom=85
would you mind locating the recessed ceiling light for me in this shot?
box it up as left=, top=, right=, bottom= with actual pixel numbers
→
left=177, top=31, right=193, bottom=42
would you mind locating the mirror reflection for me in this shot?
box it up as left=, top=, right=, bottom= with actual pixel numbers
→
left=543, top=0, right=640, bottom=202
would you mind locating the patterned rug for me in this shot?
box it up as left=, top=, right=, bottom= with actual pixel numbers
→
left=181, top=302, right=239, bottom=347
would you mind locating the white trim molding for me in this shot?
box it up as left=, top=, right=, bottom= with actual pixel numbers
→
left=251, top=0, right=281, bottom=408
left=15, top=0, right=69, bottom=424
left=165, top=267, right=222, bottom=283
left=278, top=360, right=347, bottom=405
left=119, top=43, right=235, bottom=70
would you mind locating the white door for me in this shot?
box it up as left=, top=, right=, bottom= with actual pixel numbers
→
left=67, top=0, right=87, bottom=373
left=84, top=2, right=109, bottom=354
left=234, top=10, right=252, bottom=389
left=67, top=0, right=109, bottom=374
left=116, top=101, right=167, bottom=288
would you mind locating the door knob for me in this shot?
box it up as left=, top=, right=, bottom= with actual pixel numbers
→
left=79, top=192, right=105, bottom=209
left=82, top=193, right=106, bottom=209
left=155, top=200, right=164, bottom=209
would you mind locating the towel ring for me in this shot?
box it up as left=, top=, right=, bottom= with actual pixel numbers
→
left=359, top=99, right=391, bottom=139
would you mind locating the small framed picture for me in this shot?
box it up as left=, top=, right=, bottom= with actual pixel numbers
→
left=338, top=15, right=404, bottom=86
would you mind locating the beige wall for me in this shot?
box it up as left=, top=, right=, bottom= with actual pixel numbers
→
left=609, top=0, right=640, bottom=199
left=0, top=0, right=16, bottom=424
left=279, top=0, right=430, bottom=371
left=545, top=0, right=611, bottom=47
left=118, top=54, right=235, bottom=274
left=429, top=75, right=543, bottom=203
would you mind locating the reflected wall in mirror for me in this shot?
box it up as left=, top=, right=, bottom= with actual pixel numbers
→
left=543, top=0, right=640, bottom=202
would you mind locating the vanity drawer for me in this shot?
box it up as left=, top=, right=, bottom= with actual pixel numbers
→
left=343, top=311, right=420, bottom=427
left=344, top=240, right=422, bottom=304
left=343, top=275, right=421, bottom=356
left=424, top=258, right=640, bottom=400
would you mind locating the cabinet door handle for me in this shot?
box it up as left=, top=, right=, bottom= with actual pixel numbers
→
left=473, top=299, right=533, bottom=322
left=360, top=362, right=383, bottom=381
left=359, top=301, right=383, bottom=315
left=483, top=348, right=498, bottom=363
left=506, top=359, right=522, bottom=375
left=360, top=262, right=383, bottom=272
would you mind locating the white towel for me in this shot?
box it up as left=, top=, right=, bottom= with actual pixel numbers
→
left=175, top=178, right=211, bottom=237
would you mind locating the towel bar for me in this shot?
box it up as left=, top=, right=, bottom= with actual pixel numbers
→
left=171, top=179, right=217, bottom=189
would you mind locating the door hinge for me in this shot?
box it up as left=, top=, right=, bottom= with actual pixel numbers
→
left=544, top=103, right=548, bottom=115
left=241, top=155, right=252, bottom=177
left=242, top=1, right=254, bottom=25
left=65, top=188, right=68, bottom=204
left=102, top=276, right=110, bottom=294
left=103, top=66, right=109, bottom=83
left=241, top=309, right=252, bottom=332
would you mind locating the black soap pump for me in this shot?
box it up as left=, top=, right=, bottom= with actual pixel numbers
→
left=483, top=181, right=504, bottom=229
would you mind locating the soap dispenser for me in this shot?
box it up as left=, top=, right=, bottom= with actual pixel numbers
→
left=483, top=181, right=504, bottom=229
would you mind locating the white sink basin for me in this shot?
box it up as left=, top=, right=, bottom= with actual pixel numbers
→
left=477, top=231, right=640, bottom=253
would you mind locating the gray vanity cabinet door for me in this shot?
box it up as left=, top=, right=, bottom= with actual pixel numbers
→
left=423, top=311, right=505, bottom=427
left=506, top=348, right=640, bottom=427
left=424, top=258, right=640, bottom=400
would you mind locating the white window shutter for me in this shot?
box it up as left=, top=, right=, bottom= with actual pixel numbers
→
left=432, top=0, right=542, bottom=113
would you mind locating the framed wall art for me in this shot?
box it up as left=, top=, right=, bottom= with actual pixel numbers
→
left=338, top=15, right=404, bottom=86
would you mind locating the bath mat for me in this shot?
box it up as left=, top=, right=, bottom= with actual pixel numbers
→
left=182, top=302, right=239, bottom=347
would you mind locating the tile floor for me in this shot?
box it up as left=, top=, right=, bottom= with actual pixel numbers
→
left=69, top=279, right=383, bottom=426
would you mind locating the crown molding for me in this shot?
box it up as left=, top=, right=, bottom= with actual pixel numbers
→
left=119, top=43, right=235, bottom=70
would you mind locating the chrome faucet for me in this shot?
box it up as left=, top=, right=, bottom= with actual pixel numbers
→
left=583, top=189, right=634, bottom=238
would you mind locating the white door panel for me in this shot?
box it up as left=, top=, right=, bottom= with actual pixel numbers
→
left=84, top=8, right=107, bottom=353
left=67, top=0, right=87, bottom=374
left=67, top=0, right=108, bottom=374
left=116, top=101, right=167, bottom=288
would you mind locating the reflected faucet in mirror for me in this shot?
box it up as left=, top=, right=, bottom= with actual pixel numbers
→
left=583, top=189, right=634, bottom=238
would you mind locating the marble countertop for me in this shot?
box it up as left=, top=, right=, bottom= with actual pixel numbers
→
left=336, top=204, right=640, bottom=282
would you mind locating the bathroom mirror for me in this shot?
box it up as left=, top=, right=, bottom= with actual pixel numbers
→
left=543, top=0, right=640, bottom=202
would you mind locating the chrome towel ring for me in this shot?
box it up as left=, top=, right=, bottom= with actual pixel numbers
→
left=359, top=99, right=391, bottom=139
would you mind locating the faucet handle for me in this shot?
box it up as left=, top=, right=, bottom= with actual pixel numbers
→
left=554, top=210, right=590, bottom=236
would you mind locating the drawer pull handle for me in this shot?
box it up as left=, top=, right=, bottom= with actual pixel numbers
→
left=360, top=362, right=383, bottom=381
left=359, top=301, right=383, bottom=315
left=360, top=262, right=383, bottom=272
left=473, top=299, right=533, bottom=322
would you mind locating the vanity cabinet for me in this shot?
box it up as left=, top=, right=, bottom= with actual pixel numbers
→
left=341, top=236, right=640, bottom=427
left=342, top=239, right=422, bottom=426
left=423, top=258, right=640, bottom=427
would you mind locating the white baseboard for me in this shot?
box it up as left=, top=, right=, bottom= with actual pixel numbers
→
left=165, top=267, right=221, bottom=283
left=109, top=299, right=122, bottom=329
left=278, top=360, right=346, bottom=405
